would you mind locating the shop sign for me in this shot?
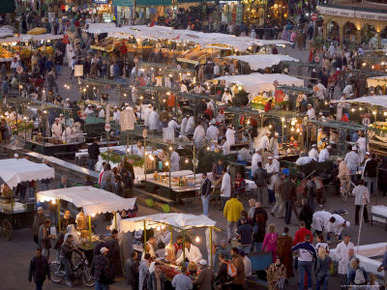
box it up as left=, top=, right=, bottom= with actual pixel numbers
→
left=93, top=0, right=109, bottom=4
left=317, top=6, right=355, bottom=18
left=112, top=0, right=134, bottom=7
left=104, top=123, right=111, bottom=132
left=362, top=118, right=370, bottom=126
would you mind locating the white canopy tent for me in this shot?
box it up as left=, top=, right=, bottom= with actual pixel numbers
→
left=0, top=34, right=64, bottom=44
left=120, top=213, right=216, bottom=232
left=120, top=213, right=218, bottom=267
left=84, top=23, right=290, bottom=52
left=367, top=76, right=387, bottom=88
left=0, top=158, right=55, bottom=188
left=0, top=26, right=14, bottom=38
left=225, top=54, right=299, bottom=71
left=36, top=186, right=137, bottom=216
left=334, top=95, right=387, bottom=108
left=213, top=73, right=304, bottom=95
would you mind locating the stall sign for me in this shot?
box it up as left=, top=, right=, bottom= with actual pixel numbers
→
left=311, top=13, right=318, bottom=21
left=104, top=123, right=111, bottom=132
left=74, top=65, right=84, bottom=77
left=362, top=118, right=370, bottom=126
left=93, top=0, right=109, bottom=4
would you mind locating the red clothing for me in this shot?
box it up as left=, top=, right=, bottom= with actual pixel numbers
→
left=173, top=242, right=182, bottom=254
left=98, top=170, right=105, bottom=185
left=293, top=227, right=313, bottom=245
left=264, top=102, right=272, bottom=112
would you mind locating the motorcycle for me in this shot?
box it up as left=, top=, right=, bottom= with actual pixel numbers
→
left=50, top=256, right=94, bottom=287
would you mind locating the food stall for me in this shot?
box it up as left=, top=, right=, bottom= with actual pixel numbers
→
left=0, top=158, right=55, bottom=240
left=36, top=186, right=137, bottom=242
left=367, top=75, right=387, bottom=95
left=120, top=213, right=220, bottom=269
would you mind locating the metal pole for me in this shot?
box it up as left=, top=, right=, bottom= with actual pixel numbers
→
left=356, top=203, right=365, bottom=254
left=57, top=199, right=61, bottom=231
left=143, top=220, right=147, bottom=252
left=169, top=225, right=173, bottom=245
left=114, top=212, right=117, bottom=229
left=88, top=215, right=92, bottom=242
left=210, top=227, right=213, bottom=269
left=144, top=137, right=147, bottom=181
left=182, top=230, right=186, bottom=263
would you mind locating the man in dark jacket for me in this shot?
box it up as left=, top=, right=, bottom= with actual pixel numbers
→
left=200, top=172, right=212, bottom=217
left=125, top=251, right=139, bottom=290
left=91, top=247, right=112, bottom=289
left=253, top=162, right=268, bottom=206
left=105, top=229, right=121, bottom=278
left=364, top=153, right=378, bottom=196
left=28, top=248, right=50, bottom=290
left=87, top=138, right=100, bottom=171
left=215, top=253, right=229, bottom=287
left=32, top=206, right=46, bottom=244
left=283, top=175, right=298, bottom=225
left=253, top=202, right=268, bottom=252
left=299, top=198, right=313, bottom=230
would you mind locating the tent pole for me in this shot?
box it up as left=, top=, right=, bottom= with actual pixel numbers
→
left=114, top=212, right=117, bottom=229
left=210, top=227, right=213, bottom=269
left=144, top=220, right=147, bottom=253
left=170, top=225, right=173, bottom=245
left=182, top=230, right=186, bottom=263
left=57, top=199, right=61, bottom=231
left=88, top=215, right=92, bottom=242
left=356, top=203, right=365, bottom=254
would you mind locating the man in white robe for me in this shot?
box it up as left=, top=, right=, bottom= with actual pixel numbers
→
left=51, top=118, right=63, bottom=140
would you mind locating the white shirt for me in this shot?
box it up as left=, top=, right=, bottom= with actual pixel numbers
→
left=175, top=244, right=202, bottom=265
left=335, top=241, right=355, bottom=275
left=148, top=110, right=160, bottom=131
left=222, top=92, right=233, bottom=104
left=193, top=125, right=205, bottom=146
left=185, top=116, right=195, bottom=135
left=168, top=119, right=181, bottom=131
left=113, top=110, right=120, bottom=121
left=269, top=137, right=279, bottom=156
left=312, top=210, right=332, bottom=232
left=328, top=214, right=347, bottom=236
left=260, top=135, right=270, bottom=151
left=62, top=127, right=72, bottom=143
left=318, top=148, right=330, bottom=162
left=344, top=151, right=360, bottom=174
left=296, top=156, right=312, bottom=165
left=180, top=117, right=189, bottom=136
left=180, top=83, right=188, bottom=93
left=238, top=148, right=252, bottom=162
left=206, top=125, right=219, bottom=141
left=84, top=107, right=94, bottom=115
left=353, top=185, right=370, bottom=206
left=309, top=148, right=319, bottom=161
left=98, top=109, right=105, bottom=118
left=307, top=107, right=316, bottom=119
left=51, top=122, right=63, bottom=139
left=265, top=160, right=280, bottom=190
left=243, top=256, right=253, bottom=278
left=225, top=128, right=236, bottom=146
left=315, top=83, right=327, bottom=100
left=214, top=64, right=220, bottom=76
left=343, top=84, right=353, bottom=97
left=142, top=106, right=152, bottom=126
left=222, top=141, right=230, bottom=155
left=221, top=172, right=231, bottom=198
left=251, top=153, right=262, bottom=176
left=170, top=151, right=180, bottom=172
left=356, top=137, right=367, bottom=152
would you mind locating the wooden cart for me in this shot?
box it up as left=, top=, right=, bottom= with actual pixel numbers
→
left=0, top=202, right=35, bottom=240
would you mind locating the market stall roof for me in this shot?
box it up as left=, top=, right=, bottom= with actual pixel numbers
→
left=333, top=95, right=387, bottom=108
left=36, top=186, right=136, bottom=216
left=0, top=34, right=63, bottom=44
left=367, top=76, right=387, bottom=88
left=84, top=23, right=290, bottom=51
left=119, top=213, right=216, bottom=232
left=214, top=73, right=304, bottom=94
left=0, top=158, right=55, bottom=188
left=225, top=54, right=299, bottom=71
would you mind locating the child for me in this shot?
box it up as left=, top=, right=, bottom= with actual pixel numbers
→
left=315, top=234, right=330, bottom=254
left=248, top=198, right=256, bottom=221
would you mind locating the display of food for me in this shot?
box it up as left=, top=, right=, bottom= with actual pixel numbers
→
left=159, top=262, right=181, bottom=280
left=0, top=46, right=12, bottom=60
left=27, top=27, right=47, bottom=35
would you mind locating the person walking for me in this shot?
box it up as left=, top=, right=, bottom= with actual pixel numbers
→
left=363, top=153, right=378, bottom=196
left=262, top=223, right=279, bottom=262
left=353, top=179, right=370, bottom=225
left=266, top=257, right=286, bottom=290
left=236, top=216, right=253, bottom=254
left=172, top=266, right=193, bottom=290
left=139, top=253, right=151, bottom=290
left=283, top=175, right=297, bottom=225
left=315, top=247, right=331, bottom=290
left=253, top=162, right=268, bottom=206
left=200, top=172, right=212, bottom=217
left=276, top=227, right=293, bottom=279
left=193, top=259, right=214, bottom=290
left=231, top=247, right=245, bottom=290
left=28, top=248, right=50, bottom=290
left=87, top=138, right=100, bottom=171
left=125, top=251, right=139, bottom=290
left=292, top=234, right=317, bottom=290
left=253, top=202, right=268, bottom=252
left=294, top=221, right=313, bottom=245
left=299, top=198, right=314, bottom=230
left=91, top=246, right=112, bottom=290
left=104, top=229, right=121, bottom=278
left=220, top=167, right=232, bottom=210
left=223, top=193, right=244, bottom=243
left=271, top=171, right=285, bottom=218
left=348, top=258, right=367, bottom=286
left=32, top=206, right=46, bottom=244
left=336, top=234, right=355, bottom=276
left=39, top=219, right=55, bottom=260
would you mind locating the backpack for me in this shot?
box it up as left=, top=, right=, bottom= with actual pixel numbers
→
left=225, top=261, right=237, bottom=278
left=354, top=269, right=366, bottom=285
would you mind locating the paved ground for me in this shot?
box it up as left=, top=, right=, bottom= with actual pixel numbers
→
left=1, top=46, right=386, bottom=289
